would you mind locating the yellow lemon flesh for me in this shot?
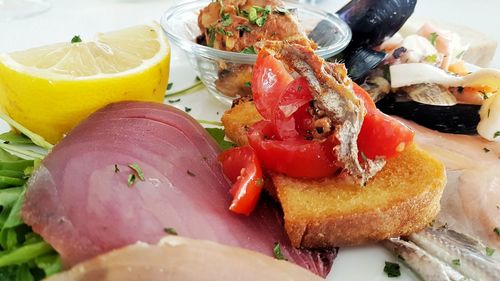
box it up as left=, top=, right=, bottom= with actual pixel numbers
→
left=0, top=23, right=170, bottom=144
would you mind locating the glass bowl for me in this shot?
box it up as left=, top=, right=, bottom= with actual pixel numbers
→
left=161, top=0, right=351, bottom=105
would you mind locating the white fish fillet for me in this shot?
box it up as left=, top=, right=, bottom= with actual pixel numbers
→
left=399, top=118, right=500, bottom=251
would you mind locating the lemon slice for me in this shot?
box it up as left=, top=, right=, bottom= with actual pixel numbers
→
left=0, top=23, right=170, bottom=144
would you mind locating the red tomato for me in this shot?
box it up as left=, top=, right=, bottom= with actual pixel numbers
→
left=247, top=120, right=338, bottom=179
left=353, top=84, right=415, bottom=160
left=252, top=50, right=294, bottom=119
left=218, top=146, right=264, bottom=216
left=273, top=77, right=314, bottom=139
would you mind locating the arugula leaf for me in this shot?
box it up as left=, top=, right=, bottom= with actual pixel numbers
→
left=205, top=128, right=235, bottom=151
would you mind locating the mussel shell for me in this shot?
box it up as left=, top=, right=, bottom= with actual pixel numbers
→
left=376, top=94, right=481, bottom=135
left=343, top=48, right=386, bottom=81
left=337, top=0, right=417, bottom=48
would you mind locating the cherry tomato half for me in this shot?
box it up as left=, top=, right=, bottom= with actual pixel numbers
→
left=218, top=146, right=264, bottom=216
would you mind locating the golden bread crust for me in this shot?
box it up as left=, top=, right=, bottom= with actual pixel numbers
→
left=222, top=101, right=446, bottom=248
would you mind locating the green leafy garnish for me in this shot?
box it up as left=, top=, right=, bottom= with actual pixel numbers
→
left=236, top=25, right=252, bottom=33
left=273, top=242, right=286, bottom=260
left=483, top=147, right=490, bottom=153
left=127, top=174, right=136, bottom=187
left=241, top=46, right=256, bottom=54
left=0, top=138, right=60, bottom=280
left=451, top=259, right=460, bottom=266
left=186, top=170, right=195, bottom=177
left=494, top=131, right=500, bottom=139
left=114, top=164, right=120, bottom=173
left=164, top=227, right=178, bottom=235
left=0, top=111, right=53, bottom=150
left=424, top=54, right=438, bottom=63
left=383, top=261, right=401, bottom=277
left=244, top=81, right=251, bottom=87
left=221, top=13, right=232, bottom=27
left=429, top=32, right=438, bottom=46
left=71, top=35, right=82, bottom=43
left=494, top=227, right=500, bottom=236
left=205, top=128, right=236, bottom=151
left=207, top=26, right=216, bottom=47
left=247, top=7, right=258, bottom=22
left=486, top=247, right=495, bottom=257
left=167, top=82, right=173, bottom=90
left=184, top=107, right=192, bottom=113
left=128, top=163, right=145, bottom=181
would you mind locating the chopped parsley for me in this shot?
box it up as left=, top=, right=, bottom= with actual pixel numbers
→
left=244, top=81, right=251, bottom=87
left=424, top=54, right=438, bottom=63
left=221, top=13, right=232, bottom=27
left=243, top=5, right=271, bottom=27
left=236, top=25, right=252, bottom=33
left=167, top=82, right=173, bottom=90
left=486, top=247, right=495, bottom=257
left=205, top=128, right=236, bottom=151
left=217, top=27, right=233, bottom=37
left=494, top=131, right=500, bottom=139
left=71, top=35, right=82, bottom=43
left=168, top=98, right=181, bottom=104
left=429, top=32, right=438, bottom=46
left=128, top=163, right=145, bottom=181
left=273, top=242, right=286, bottom=260
left=255, top=16, right=267, bottom=27
left=207, top=26, right=216, bottom=47
left=483, top=147, right=491, bottom=153
left=114, top=164, right=120, bottom=173
left=184, top=107, right=192, bottom=113
left=187, top=170, right=195, bottom=177
left=127, top=174, right=136, bottom=187
left=494, top=227, right=500, bottom=236
left=164, top=227, right=178, bottom=235
left=383, top=261, right=401, bottom=277
left=451, top=259, right=460, bottom=267
left=241, top=46, right=256, bottom=54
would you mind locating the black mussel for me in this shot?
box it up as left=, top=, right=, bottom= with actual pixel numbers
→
left=376, top=94, right=481, bottom=135
left=337, top=0, right=417, bottom=48
left=343, top=48, right=386, bottom=81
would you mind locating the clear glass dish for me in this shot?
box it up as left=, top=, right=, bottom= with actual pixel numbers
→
left=161, top=0, right=351, bottom=105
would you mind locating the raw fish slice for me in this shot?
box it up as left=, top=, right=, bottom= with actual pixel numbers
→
left=399, top=118, right=500, bottom=249
left=46, top=236, right=324, bottom=281
left=22, top=102, right=336, bottom=277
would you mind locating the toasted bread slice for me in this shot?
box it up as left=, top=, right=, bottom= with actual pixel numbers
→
left=222, top=101, right=446, bottom=248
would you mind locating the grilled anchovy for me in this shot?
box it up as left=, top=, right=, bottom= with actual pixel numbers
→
left=383, top=238, right=467, bottom=281
left=268, top=42, right=385, bottom=184
left=409, top=227, right=500, bottom=281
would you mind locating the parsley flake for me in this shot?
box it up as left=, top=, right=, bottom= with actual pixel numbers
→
left=383, top=261, right=401, bottom=277
left=451, top=259, right=460, bottom=266
left=236, top=25, right=252, bottom=33
left=168, top=98, right=181, bottom=104
left=273, top=242, right=286, bottom=260
left=167, top=82, right=173, bottom=90
left=114, top=164, right=120, bottom=173
left=128, top=163, right=145, bottom=181
left=484, top=147, right=491, bottom=153
left=221, top=13, right=232, bottom=27
left=486, top=247, right=495, bottom=257
left=244, top=81, right=251, bottom=87
left=127, top=174, right=136, bottom=187
left=241, top=46, right=256, bottom=54
left=494, top=131, right=500, bottom=139
left=429, top=32, right=438, bottom=46
left=71, top=35, right=82, bottom=43
left=494, top=227, right=500, bottom=236
left=187, top=170, right=195, bottom=177
left=184, top=107, right=192, bottom=113
left=164, top=227, right=178, bottom=235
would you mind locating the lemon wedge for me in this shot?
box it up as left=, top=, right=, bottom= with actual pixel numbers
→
left=0, top=23, right=170, bottom=144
